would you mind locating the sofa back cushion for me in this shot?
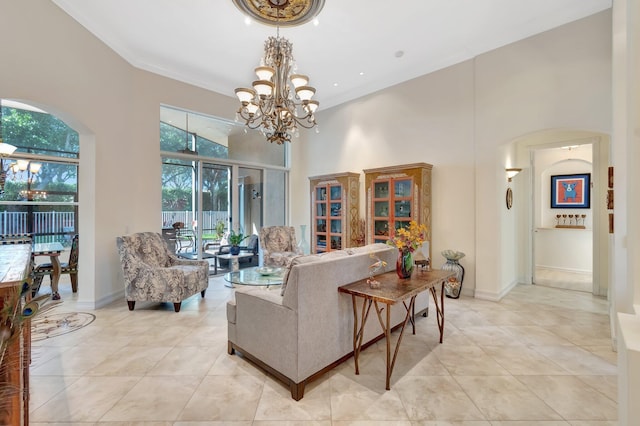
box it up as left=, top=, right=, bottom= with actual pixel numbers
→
left=281, top=244, right=395, bottom=307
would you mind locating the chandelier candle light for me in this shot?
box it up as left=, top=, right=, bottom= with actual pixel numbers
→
left=235, top=27, right=319, bottom=144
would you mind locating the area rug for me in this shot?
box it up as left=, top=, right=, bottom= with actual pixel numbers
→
left=31, top=312, right=96, bottom=341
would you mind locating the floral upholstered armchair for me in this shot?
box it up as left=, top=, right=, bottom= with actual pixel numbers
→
left=259, top=226, right=303, bottom=267
left=116, top=232, right=209, bottom=312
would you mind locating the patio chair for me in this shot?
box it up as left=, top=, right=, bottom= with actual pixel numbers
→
left=32, top=234, right=79, bottom=296
left=172, top=221, right=194, bottom=252
left=216, top=234, right=259, bottom=269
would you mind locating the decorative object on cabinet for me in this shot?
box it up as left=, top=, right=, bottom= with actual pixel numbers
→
left=550, top=173, right=591, bottom=209
left=364, top=163, right=432, bottom=262
left=441, top=250, right=465, bottom=299
left=309, top=172, right=360, bottom=253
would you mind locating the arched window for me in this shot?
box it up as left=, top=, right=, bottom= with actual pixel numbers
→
left=0, top=100, right=79, bottom=244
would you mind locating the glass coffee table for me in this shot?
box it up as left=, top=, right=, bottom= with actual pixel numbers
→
left=224, top=266, right=285, bottom=288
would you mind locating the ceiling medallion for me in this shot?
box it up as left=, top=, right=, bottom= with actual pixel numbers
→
left=232, top=0, right=325, bottom=27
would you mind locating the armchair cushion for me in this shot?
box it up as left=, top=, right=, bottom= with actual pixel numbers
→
left=116, top=232, right=209, bottom=312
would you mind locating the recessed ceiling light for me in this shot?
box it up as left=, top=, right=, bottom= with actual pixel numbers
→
left=333, top=82, right=339, bottom=87
left=359, top=71, right=365, bottom=76
left=244, top=17, right=252, bottom=26
left=395, top=50, right=404, bottom=58
left=313, top=18, right=319, bottom=26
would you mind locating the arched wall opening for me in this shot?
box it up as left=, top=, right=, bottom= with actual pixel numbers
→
left=509, top=129, right=609, bottom=300
left=4, top=98, right=97, bottom=307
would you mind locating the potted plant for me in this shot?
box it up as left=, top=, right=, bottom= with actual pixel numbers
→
left=215, top=220, right=226, bottom=240
left=227, top=230, right=248, bottom=255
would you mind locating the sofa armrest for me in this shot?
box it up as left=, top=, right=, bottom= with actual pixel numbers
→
left=232, top=288, right=298, bottom=380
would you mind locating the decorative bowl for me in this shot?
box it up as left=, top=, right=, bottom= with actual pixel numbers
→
left=441, top=250, right=466, bottom=261
left=255, top=267, right=281, bottom=276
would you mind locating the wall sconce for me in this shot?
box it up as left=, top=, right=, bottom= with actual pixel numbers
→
left=505, top=168, right=522, bottom=210
left=505, top=168, right=522, bottom=182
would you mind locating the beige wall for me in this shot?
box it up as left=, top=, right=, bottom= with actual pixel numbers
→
left=0, top=0, right=615, bottom=303
left=0, top=0, right=238, bottom=306
left=303, top=11, right=612, bottom=299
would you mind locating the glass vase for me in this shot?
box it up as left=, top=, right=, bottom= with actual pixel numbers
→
left=396, top=249, right=414, bottom=279
left=441, top=250, right=465, bottom=299
left=298, top=224, right=310, bottom=255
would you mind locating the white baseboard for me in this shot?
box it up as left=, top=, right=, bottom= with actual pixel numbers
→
left=474, top=280, right=519, bottom=302
left=76, top=289, right=124, bottom=310
left=536, top=265, right=592, bottom=274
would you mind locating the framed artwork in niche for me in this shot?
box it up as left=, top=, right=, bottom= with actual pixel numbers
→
left=550, top=173, right=590, bottom=208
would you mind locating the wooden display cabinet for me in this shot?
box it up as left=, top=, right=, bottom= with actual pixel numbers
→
left=364, top=163, right=433, bottom=260
left=309, top=172, right=360, bottom=253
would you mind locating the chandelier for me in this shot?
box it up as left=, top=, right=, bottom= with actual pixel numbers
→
left=12, top=160, right=47, bottom=201
left=0, top=102, right=18, bottom=195
left=234, top=27, right=319, bottom=144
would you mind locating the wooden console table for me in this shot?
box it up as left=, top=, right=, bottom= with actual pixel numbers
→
left=338, top=269, right=454, bottom=390
left=0, top=243, right=33, bottom=425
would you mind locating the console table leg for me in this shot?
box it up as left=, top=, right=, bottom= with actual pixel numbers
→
left=429, top=281, right=446, bottom=343
left=352, top=296, right=372, bottom=375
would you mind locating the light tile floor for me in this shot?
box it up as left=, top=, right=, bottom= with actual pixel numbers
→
left=29, top=276, right=617, bottom=425
left=535, top=267, right=593, bottom=293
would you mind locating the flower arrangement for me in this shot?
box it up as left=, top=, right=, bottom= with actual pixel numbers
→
left=386, top=221, right=428, bottom=253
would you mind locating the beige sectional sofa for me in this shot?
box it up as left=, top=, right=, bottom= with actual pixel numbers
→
left=226, top=243, right=430, bottom=400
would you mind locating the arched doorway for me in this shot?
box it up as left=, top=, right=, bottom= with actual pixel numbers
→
left=511, top=129, right=610, bottom=297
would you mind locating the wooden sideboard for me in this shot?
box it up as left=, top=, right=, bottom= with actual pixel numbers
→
left=0, top=243, right=33, bottom=425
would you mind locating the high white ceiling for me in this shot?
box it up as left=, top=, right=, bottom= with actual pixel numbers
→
left=52, top=0, right=611, bottom=112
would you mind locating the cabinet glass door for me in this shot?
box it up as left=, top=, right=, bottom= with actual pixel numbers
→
left=328, top=184, right=343, bottom=250
left=314, top=185, right=328, bottom=252
left=371, top=177, right=414, bottom=243
left=372, top=180, right=391, bottom=243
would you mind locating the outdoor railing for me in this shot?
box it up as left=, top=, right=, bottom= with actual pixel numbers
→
left=161, top=211, right=229, bottom=233
left=0, top=210, right=229, bottom=245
